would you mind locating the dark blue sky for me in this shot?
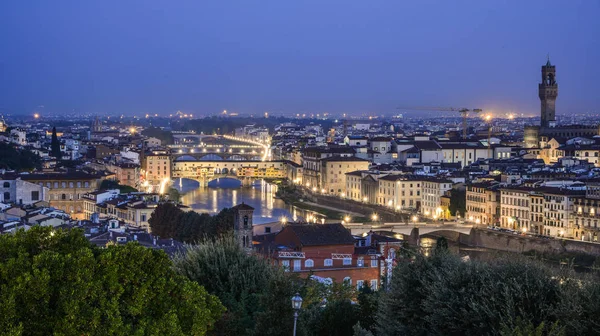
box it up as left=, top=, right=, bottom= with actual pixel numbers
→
left=1, top=0, right=599, bottom=117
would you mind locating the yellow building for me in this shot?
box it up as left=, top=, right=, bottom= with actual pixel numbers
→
left=21, top=171, right=102, bottom=219
left=84, top=192, right=162, bottom=230
left=320, top=156, right=369, bottom=196
left=466, top=181, right=500, bottom=226
left=143, top=149, right=171, bottom=185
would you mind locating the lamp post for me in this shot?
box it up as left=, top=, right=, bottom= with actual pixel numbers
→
left=291, top=293, right=303, bottom=336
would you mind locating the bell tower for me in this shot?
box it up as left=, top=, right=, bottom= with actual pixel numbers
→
left=539, top=57, right=558, bottom=128
left=233, top=203, right=254, bottom=253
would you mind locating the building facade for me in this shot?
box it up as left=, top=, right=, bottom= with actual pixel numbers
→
left=143, top=149, right=171, bottom=185
left=420, top=178, right=453, bottom=219
left=20, top=171, right=102, bottom=219
left=466, top=182, right=500, bottom=225
left=320, top=157, right=369, bottom=195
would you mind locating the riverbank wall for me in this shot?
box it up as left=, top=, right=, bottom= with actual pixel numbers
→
left=459, top=228, right=600, bottom=256
left=310, top=194, right=408, bottom=222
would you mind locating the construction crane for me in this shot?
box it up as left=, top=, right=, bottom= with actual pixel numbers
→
left=396, top=106, right=483, bottom=139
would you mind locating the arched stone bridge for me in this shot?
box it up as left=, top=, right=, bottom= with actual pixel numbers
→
left=345, top=223, right=473, bottom=245
left=172, top=160, right=288, bottom=187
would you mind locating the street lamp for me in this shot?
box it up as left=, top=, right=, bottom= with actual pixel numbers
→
left=372, top=214, right=378, bottom=222
left=291, top=293, right=303, bottom=336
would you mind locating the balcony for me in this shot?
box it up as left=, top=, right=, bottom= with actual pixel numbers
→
left=278, top=251, right=305, bottom=258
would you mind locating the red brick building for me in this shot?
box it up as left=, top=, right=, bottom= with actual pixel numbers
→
left=261, top=223, right=382, bottom=290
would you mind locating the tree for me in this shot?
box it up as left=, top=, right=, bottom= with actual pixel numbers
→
left=99, top=179, right=138, bottom=193
left=0, top=142, right=41, bottom=171
left=376, top=253, right=567, bottom=336
left=168, top=187, right=181, bottom=203
left=299, top=299, right=359, bottom=336
left=356, top=284, right=379, bottom=333
left=50, top=126, right=62, bottom=160
left=448, top=188, right=466, bottom=217
left=149, top=204, right=235, bottom=243
left=148, top=202, right=183, bottom=238
left=0, top=226, right=224, bottom=335
left=435, top=236, right=449, bottom=254
left=141, top=126, right=174, bottom=145
left=209, top=207, right=235, bottom=236
left=173, top=236, right=295, bottom=336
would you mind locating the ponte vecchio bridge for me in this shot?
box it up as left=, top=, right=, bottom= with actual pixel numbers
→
left=172, top=159, right=287, bottom=187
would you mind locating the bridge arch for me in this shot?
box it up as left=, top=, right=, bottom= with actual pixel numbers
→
left=174, top=155, right=197, bottom=161
left=207, top=176, right=243, bottom=188
left=199, top=154, right=224, bottom=161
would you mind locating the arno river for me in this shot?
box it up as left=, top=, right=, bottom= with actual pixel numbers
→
left=173, top=178, right=325, bottom=224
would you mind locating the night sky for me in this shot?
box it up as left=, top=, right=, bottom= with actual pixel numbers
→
left=1, top=1, right=599, bottom=117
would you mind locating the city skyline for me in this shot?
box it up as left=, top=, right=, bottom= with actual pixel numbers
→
left=1, top=1, right=600, bottom=117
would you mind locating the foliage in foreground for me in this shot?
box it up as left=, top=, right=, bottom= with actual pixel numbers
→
left=376, top=249, right=600, bottom=336
left=0, top=227, right=224, bottom=336
left=173, top=236, right=378, bottom=336
left=173, top=236, right=296, bottom=336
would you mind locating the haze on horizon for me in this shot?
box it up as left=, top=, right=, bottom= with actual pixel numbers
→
left=1, top=0, right=599, bottom=118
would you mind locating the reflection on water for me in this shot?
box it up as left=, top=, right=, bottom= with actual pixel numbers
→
left=174, top=178, right=326, bottom=225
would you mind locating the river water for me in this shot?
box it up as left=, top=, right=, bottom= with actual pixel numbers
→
left=173, top=178, right=326, bottom=224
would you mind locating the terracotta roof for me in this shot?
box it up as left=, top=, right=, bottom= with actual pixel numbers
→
left=284, top=223, right=355, bottom=246
left=320, top=156, right=369, bottom=162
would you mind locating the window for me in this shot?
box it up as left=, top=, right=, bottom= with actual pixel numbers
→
left=370, top=279, right=378, bottom=290
left=61, top=194, right=66, bottom=200
left=293, top=259, right=301, bottom=271
left=281, top=260, right=290, bottom=271
left=31, top=191, right=39, bottom=201
left=61, top=182, right=66, bottom=188
left=357, top=257, right=364, bottom=267
left=2, top=182, right=9, bottom=188
left=343, top=258, right=352, bottom=266
left=343, top=277, right=352, bottom=285
left=305, top=259, right=314, bottom=268
left=84, top=182, right=89, bottom=188
left=371, top=259, right=378, bottom=267
left=356, top=280, right=364, bottom=290
left=77, top=182, right=81, bottom=188
left=324, top=259, right=333, bottom=267
left=243, top=215, right=249, bottom=228
left=141, top=214, right=147, bottom=222
left=3, top=192, right=10, bottom=201
left=69, top=182, right=74, bottom=188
